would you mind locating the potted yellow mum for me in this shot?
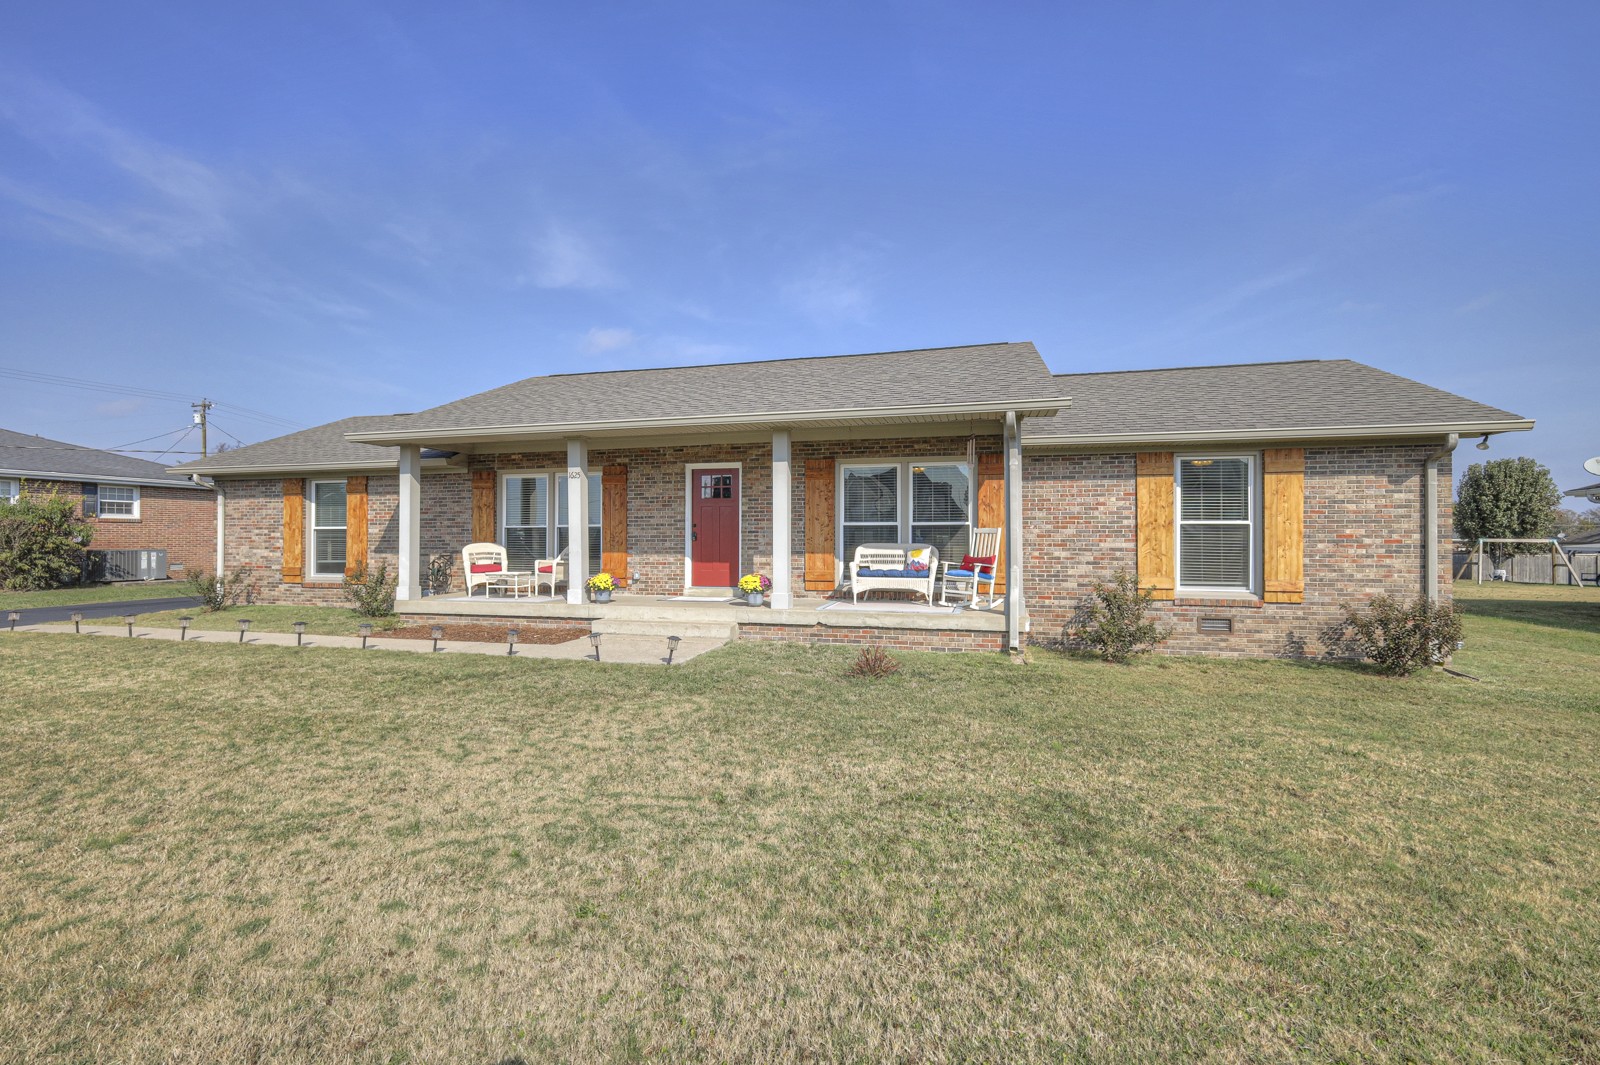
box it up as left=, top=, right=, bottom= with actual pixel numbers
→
left=738, top=572, right=771, bottom=606
left=586, top=572, right=617, bottom=603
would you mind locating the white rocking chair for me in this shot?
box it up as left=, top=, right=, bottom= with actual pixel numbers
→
left=534, top=546, right=569, bottom=598
left=939, top=527, right=1001, bottom=607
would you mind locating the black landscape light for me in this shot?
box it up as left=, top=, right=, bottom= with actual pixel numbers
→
left=179, top=616, right=193, bottom=641
left=666, top=635, right=681, bottom=665
left=588, top=631, right=602, bottom=661
left=71, top=612, right=83, bottom=634
left=123, top=614, right=136, bottom=638
left=238, top=618, right=252, bottom=643
left=7, top=610, right=19, bottom=631
left=506, top=627, right=519, bottom=656
left=431, top=625, right=444, bottom=653
left=359, top=622, right=373, bottom=649
left=293, top=620, right=307, bottom=647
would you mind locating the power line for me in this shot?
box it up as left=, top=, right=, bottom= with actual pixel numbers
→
left=109, top=426, right=193, bottom=451
left=154, top=425, right=197, bottom=460
left=0, top=366, right=305, bottom=430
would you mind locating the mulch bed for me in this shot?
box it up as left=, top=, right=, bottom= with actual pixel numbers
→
left=381, top=623, right=590, bottom=645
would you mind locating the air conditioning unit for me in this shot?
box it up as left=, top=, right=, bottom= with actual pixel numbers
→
left=89, top=549, right=169, bottom=582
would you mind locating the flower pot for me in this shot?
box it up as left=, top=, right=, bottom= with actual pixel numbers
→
left=592, top=590, right=613, bottom=604
left=745, top=592, right=764, bottom=607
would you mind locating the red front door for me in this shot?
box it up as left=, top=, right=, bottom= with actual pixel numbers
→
left=690, top=468, right=740, bottom=587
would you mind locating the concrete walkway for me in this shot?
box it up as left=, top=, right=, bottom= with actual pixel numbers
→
left=9, top=622, right=725, bottom=666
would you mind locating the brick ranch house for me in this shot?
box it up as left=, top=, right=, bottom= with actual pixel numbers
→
left=173, top=343, right=1531, bottom=655
left=2, top=428, right=215, bottom=580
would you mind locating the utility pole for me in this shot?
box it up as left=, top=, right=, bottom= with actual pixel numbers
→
left=192, top=399, right=213, bottom=457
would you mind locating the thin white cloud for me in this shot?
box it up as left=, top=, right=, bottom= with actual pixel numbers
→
left=582, top=326, right=636, bottom=354
left=527, top=223, right=620, bottom=290
left=782, top=247, right=880, bottom=323
left=92, top=397, right=147, bottom=417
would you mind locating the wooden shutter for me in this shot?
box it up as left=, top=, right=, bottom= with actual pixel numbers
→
left=1135, top=452, right=1175, bottom=600
left=281, top=478, right=305, bottom=584
left=1262, top=448, right=1305, bottom=603
left=344, top=475, right=368, bottom=576
left=975, top=454, right=1006, bottom=595
left=803, top=458, right=836, bottom=591
left=471, top=469, right=496, bottom=543
left=601, top=464, right=628, bottom=587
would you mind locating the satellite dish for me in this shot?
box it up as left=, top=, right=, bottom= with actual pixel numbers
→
left=1586, top=456, right=1600, bottom=476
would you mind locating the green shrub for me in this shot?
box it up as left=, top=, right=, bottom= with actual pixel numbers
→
left=343, top=561, right=398, bottom=617
left=1071, top=570, right=1172, bottom=663
left=186, top=567, right=253, bottom=612
left=0, top=486, right=93, bottom=590
left=1342, top=594, right=1464, bottom=676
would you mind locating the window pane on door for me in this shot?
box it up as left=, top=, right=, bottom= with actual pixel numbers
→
left=843, top=466, right=897, bottom=524
left=505, top=528, right=548, bottom=573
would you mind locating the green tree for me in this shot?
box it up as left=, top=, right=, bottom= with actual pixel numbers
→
left=0, top=484, right=95, bottom=590
left=1454, top=457, right=1562, bottom=563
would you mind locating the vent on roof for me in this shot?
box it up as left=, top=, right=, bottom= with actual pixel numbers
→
left=1197, top=617, right=1233, bottom=635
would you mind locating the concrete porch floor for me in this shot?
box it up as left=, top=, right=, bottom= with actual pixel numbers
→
left=397, top=591, right=1016, bottom=639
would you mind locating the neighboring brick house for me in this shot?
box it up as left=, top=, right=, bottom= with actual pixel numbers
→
left=173, top=343, right=1532, bottom=656
left=1, top=428, right=214, bottom=579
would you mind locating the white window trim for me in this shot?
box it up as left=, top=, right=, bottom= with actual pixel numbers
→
left=835, top=458, right=973, bottom=582
left=96, top=483, right=141, bottom=520
left=0, top=478, right=17, bottom=504
left=307, top=479, right=348, bottom=579
left=1174, top=452, right=1261, bottom=598
left=499, top=469, right=602, bottom=566
left=682, top=462, right=743, bottom=590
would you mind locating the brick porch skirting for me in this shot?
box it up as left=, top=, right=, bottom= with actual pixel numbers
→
left=736, top=622, right=1006, bottom=653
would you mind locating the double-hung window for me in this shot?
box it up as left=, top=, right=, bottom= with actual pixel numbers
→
left=840, top=460, right=972, bottom=566
left=309, top=480, right=348, bottom=578
left=0, top=478, right=17, bottom=504
left=1176, top=455, right=1257, bottom=594
left=502, top=472, right=602, bottom=574
left=98, top=484, right=140, bottom=519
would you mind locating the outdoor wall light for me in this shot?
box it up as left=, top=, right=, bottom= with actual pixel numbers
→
left=506, top=627, right=519, bottom=656
left=238, top=618, right=252, bottom=643
left=123, top=614, right=136, bottom=638
left=588, top=632, right=602, bottom=661
left=179, top=616, right=193, bottom=641
left=431, top=625, right=444, bottom=653
left=293, top=620, right=308, bottom=647
left=6, top=610, right=19, bottom=631
left=358, top=622, right=373, bottom=649
left=666, top=635, right=682, bottom=665
left=1476, top=434, right=1492, bottom=450
left=71, top=612, right=83, bottom=634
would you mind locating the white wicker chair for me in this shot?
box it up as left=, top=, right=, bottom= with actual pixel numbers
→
left=939, top=527, right=1001, bottom=607
left=461, top=542, right=530, bottom=598
left=534, top=546, right=569, bottom=598
left=848, top=543, right=939, bottom=605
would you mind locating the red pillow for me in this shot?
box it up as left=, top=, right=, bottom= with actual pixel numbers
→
left=960, top=554, right=996, bottom=572
left=469, top=562, right=502, bottom=574
left=537, top=563, right=554, bottom=573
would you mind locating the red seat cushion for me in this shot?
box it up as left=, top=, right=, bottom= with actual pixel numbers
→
left=469, top=563, right=502, bottom=574
left=537, top=563, right=555, bottom=573
left=960, top=554, right=996, bottom=572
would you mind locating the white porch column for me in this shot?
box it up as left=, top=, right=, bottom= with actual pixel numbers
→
left=1003, top=412, right=1025, bottom=651
left=770, top=429, right=793, bottom=609
left=396, top=445, right=423, bottom=602
left=566, top=438, right=590, bottom=605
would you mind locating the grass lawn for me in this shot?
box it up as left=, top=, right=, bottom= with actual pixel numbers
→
left=0, top=582, right=190, bottom=610
left=1, top=585, right=1597, bottom=1062
left=134, top=603, right=403, bottom=637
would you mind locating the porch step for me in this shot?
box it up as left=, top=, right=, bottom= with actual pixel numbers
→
left=591, top=617, right=738, bottom=640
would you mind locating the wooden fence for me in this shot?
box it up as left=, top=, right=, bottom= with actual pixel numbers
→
left=1453, top=550, right=1600, bottom=585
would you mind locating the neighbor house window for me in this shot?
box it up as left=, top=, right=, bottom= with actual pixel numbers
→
left=840, top=460, right=972, bottom=565
left=97, top=484, right=140, bottom=518
left=1176, top=455, right=1257, bottom=594
left=502, top=472, right=603, bottom=574
left=309, top=480, right=347, bottom=578
left=0, top=478, right=17, bottom=504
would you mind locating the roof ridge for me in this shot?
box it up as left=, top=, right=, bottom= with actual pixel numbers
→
left=539, top=341, right=1026, bottom=381
left=1054, top=358, right=1333, bottom=379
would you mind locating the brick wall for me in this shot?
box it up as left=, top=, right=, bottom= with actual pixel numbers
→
left=1020, top=443, right=1454, bottom=658
left=737, top=622, right=1004, bottom=653
left=20, top=478, right=215, bottom=579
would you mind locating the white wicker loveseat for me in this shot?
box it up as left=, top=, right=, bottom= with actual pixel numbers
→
left=848, top=543, right=939, bottom=605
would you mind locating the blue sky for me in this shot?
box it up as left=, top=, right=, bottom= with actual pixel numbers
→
left=1, top=2, right=1594, bottom=489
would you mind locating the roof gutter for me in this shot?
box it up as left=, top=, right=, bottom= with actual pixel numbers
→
left=1025, top=418, right=1533, bottom=448
left=342, top=396, right=1073, bottom=447
left=166, top=456, right=458, bottom=478
left=0, top=470, right=212, bottom=490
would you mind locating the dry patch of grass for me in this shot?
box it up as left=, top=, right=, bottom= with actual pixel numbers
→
left=0, top=585, right=1597, bottom=1062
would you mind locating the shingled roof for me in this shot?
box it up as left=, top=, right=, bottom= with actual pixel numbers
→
left=344, top=342, right=1064, bottom=446
left=1024, top=359, right=1531, bottom=444
left=172, top=417, right=454, bottom=476
left=1, top=428, right=209, bottom=488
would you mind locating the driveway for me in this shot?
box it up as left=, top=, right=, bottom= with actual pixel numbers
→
left=10, top=597, right=202, bottom=626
